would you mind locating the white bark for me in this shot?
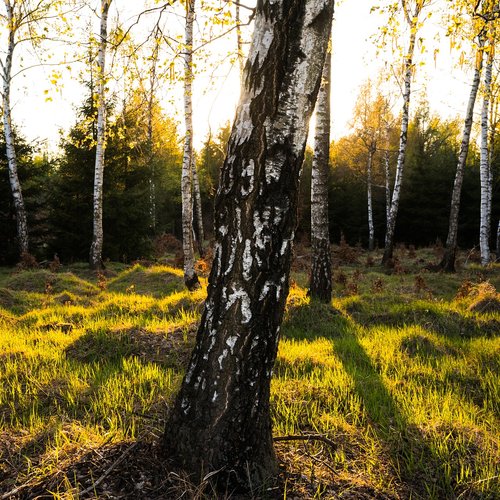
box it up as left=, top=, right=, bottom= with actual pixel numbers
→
left=89, top=0, right=111, bottom=270
left=480, top=44, right=493, bottom=266
left=148, top=30, right=160, bottom=233
left=1, top=0, right=29, bottom=256
left=382, top=4, right=419, bottom=264
left=181, top=0, right=199, bottom=288
left=191, top=156, right=205, bottom=256
left=367, top=148, right=375, bottom=251
left=309, top=43, right=332, bottom=301
left=384, top=148, right=391, bottom=230
left=441, top=39, right=484, bottom=271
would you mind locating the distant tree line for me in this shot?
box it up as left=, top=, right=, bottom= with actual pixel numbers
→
left=0, top=94, right=498, bottom=266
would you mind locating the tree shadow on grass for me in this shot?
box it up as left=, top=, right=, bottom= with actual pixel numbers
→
left=280, top=299, right=496, bottom=499
left=331, top=332, right=445, bottom=498
left=344, top=295, right=500, bottom=338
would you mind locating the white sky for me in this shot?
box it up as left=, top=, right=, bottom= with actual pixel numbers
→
left=6, top=0, right=475, bottom=153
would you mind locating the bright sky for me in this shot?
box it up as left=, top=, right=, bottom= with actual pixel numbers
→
left=7, top=0, right=475, bottom=153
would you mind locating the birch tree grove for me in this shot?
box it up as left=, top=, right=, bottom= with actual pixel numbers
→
left=309, top=42, right=332, bottom=301
left=382, top=0, right=429, bottom=265
left=181, top=0, right=200, bottom=289
left=89, top=0, right=111, bottom=270
left=162, top=0, right=334, bottom=491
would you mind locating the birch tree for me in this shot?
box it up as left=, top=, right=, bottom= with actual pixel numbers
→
left=479, top=35, right=494, bottom=266
left=309, top=39, right=332, bottom=302
left=162, top=0, right=334, bottom=491
left=439, top=44, right=483, bottom=272
left=352, top=80, right=393, bottom=251
left=381, top=0, right=430, bottom=265
left=181, top=0, right=200, bottom=289
left=478, top=1, right=499, bottom=265
left=1, top=0, right=67, bottom=258
left=89, top=0, right=111, bottom=270
left=438, top=0, right=500, bottom=271
left=192, top=156, right=205, bottom=257
left=147, top=27, right=161, bottom=233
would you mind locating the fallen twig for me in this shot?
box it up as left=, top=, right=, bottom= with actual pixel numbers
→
left=273, top=434, right=337, bottom=450
left=77, top=440, right=140, bottom=497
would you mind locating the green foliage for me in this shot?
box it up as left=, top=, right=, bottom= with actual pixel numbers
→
left=0, top=133, right=53, bottom=264
left=48, top=88, right=183, bottom=263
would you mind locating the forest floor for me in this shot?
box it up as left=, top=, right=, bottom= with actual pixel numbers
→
left=0, top=244, right=499, bottom=499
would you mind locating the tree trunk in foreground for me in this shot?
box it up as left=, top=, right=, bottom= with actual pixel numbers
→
left=89, top=0, right=111, bottom=270
left=2, top=1, right=29, bottom=256
left=309, top=44, right=332, bottom=302
left=439, top=41, right=484, bottom=272
left=162, top=0, right=334, bottom=492
left=480, top=43, right=493, bottom=266
left=382, top=9, right=418, bottom=265
left=181, top=0, right=200, bottom=289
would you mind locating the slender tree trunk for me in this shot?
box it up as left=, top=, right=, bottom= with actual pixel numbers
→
left=89, top=0, right=111, bottom=270
left=480, top=44, right=493, bottom=266
left=235, top=2, right=244, bottom=77
left=162, top=0, right=334, bottom=492
left=2, top=1, right=29, bottom=257
left=384, top=148, right=391, bottom=233
left=181, top=0, right=200, bottom=289
left=439, top=41, right=484, bottom=272
left=382, top=15, right=417, bottom=265
left=496, top=220, right=500, bottom=260
left=148, top=30, right=160, bottom=233
left=191, top=156, right=205, bottom=257
left=367, top=147, right=375, bottom=251
left=309, top=43, right=332, bottom=302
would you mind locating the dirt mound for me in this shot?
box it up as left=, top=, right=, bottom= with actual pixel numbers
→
left=0, top=288, right=16, bottom=309
left=65, top=326, right=196, bottom=367
left=106, top=265, right=185, bottom=297
left=6, top=270, right=97, bottom=295
left=400, top=334, right=454, bottom=358
left=468, top=296, right=500, bottom=314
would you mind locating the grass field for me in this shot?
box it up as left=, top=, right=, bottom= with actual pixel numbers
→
left=0, top=246, right=499, bottom=499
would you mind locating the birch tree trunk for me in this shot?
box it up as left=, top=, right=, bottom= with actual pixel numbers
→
left=162, top=0, right=334, bottom=491
left=382, top=6, right=418, bottom=265
left=148, top=29, right=160, bottom=233
left=367, top=147, right=375, bottom=251
left=496, top=220, right=500, bottom=260
left=384, top=148, right=391, bottom=232
left=439, top=41, right=484, bottom=272
left=181, top=0, right=200, bottom=289
left=191, top=156, right=205, bottom=257
left=89, top=0, right=111, bottom=270
left=309, top=43, right=332, bottom=302
left=480, top=44, right=493, bottom=266
left=2, top=0, right=29, bottom=257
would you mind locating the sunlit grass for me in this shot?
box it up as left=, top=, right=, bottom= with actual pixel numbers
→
left=0, top=251, right=499, bottom=498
